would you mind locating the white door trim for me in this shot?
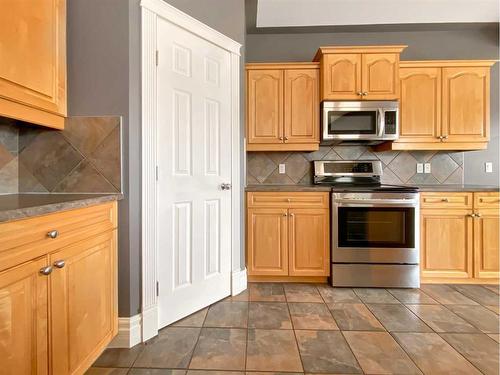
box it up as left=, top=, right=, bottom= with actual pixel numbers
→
left=140, top=0, right=242, bottom=342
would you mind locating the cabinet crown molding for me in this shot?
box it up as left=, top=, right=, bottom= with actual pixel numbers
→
left=246, top=62, right=319, bottom=70
left=400, top=60, right=497, bottom=68
left=313, top=45, right=408, bottom=61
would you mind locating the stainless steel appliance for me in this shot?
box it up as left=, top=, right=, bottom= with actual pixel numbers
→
left=322, top=101, right=399, bottom=145
left=314, top=160, right=420, bottom=288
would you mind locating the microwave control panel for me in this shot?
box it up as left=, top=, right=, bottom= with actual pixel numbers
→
left=384, top=111, right=397, bottom=135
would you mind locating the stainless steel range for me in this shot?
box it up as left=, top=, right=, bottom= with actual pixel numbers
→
left=314, top=160, right=420, bottom=288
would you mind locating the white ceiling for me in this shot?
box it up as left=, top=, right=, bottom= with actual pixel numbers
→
left=256, top=0, right=500, bottom=27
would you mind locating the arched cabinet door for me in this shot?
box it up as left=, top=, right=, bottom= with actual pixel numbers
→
left=362, top=53, right=399, bottom=100
left=284, top=69, right=319, bottom=144
left=442, top=67, right=490, bottom=143
left=247, top=69, right=284, bottom=144
left=321, top=54, right=362, bottom=100
left=398, top=67, right=442, bottom=143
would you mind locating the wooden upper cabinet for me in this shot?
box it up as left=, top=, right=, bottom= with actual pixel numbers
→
left=247, top=69, right=283, bottom=145
left=361, top=53, right=399, bottom=99
left=321, top=54, right=362, bottom=100
left=313, top=46, right=406, bottom=101
left=442, top=66, right=490, bottom=143
left=50, top=231, right=117, bottom=375
left=0, top=257, right=49, bottom=375
left=0, top=0, right=66, bottom=129
left=246, top=63, right=320, bottom=151
left=247, top=207, right=288, bottom=276
left=288, top=208, right=330, bottom=276
left=398, top=67, right=441, bottom=143
left=284, top=69, right=319, bottom=144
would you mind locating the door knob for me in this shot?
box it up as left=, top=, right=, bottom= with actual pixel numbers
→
left=53, top=260, right=66, bottom=269
left=221, top=183, right=232, bottom=190
left=47, top=230, right=59, bottom=239
left=39, top=266, right=53, bottom=276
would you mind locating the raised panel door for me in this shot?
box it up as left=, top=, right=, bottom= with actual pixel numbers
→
left=321, top=54, right=362, bottom=100
left=50, top=231, right=117, bottom=375
left=420, top=209, right=473, bottom=279
left=284, top=69, right=319, bottom=144
left=362, top=53, right=399, bottom=100
left=398, top=67, right=441, bottom=143
left=0, top=0, right=66, bottom=127
left=247, top=69, right=284, bottom=144
left=288, top=208, right=329, bottom=276
left=474, top=209, right=499, bottom=279
left=442, top=67, right=489, bottom=142
left=247, top=208, right=288, bottom=275
left=0, top=257, right=49, bottom=375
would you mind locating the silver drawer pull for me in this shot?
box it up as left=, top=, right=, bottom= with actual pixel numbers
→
left=53, top=260, right=66, bottom=269
left=47, top=230, right=59, bottom=239
left=39, top=266, right=53, bottom=276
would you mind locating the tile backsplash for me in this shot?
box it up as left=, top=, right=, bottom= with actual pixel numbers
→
left=247, top=145, right=464, bottom=186
left=0, top=116, right=122, bottom=194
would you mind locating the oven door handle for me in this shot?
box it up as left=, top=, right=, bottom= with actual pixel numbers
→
left=334, top=198, right=418, bottom=206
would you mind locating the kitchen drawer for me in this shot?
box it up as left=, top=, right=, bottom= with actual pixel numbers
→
left=474, top=192, right=500, bottom=209
left=420, top=192, right=473, bottom=209
left=247, top=192, right=329, bottom=209
left=0, top=202, right=117, bottom=272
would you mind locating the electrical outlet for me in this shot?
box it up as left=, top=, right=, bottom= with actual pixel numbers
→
left=424, top=163, right=431, bottom=174
left=279, top=164, right=286, bottom=174
left=416, top=163, right=424, bottom=173
left=485, top=162, right=493, bottom=173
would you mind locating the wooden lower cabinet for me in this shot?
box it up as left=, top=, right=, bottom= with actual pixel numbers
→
left=0, top=202, right=118, bottom=375
left=420, top=192, right=499, bottom=283
left=51, top=231, right=117, bottom=375
left=247, top=208, right=288, bottom=276
left=246, top=192, right=330, bottom=279
left=420, top=209, right=473, bottom=279
left=288, top=208, right=329, bottom=276
left=0, top=257, right=49, bottom=375
left=474, top=209, right=499, bottom=279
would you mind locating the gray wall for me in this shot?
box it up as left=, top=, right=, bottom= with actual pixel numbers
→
left=68, top=0, right=246, bottom=317
left=246, top=23, right=500, bottom=185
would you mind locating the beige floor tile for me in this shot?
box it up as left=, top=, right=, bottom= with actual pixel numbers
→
left=317, top=286, right=361, bottom=303
left=129, top=369, right=187, bottom=375
left=451, top=284, right=500, bottom=305
left=441, top=333, right=500, bottom=375
left=204, top=301, right=248, bottom=328
left=295, top=330, right=362, bottom=374
left=343, top=331, right=422, bottom=374
left=420, top=284, right=479, bottom=305
left=328, top=303, right=385, bottom=331
left=488, top=333, right=500, bottom=343
left=387, top=288, right=439, bottom=304
left=393, top=332, right=482, bottom=375
left=366, top=304, right=432, bottom=332
left=284, top=284, right=323, bottom=303
left=92, top=345, right=144, bottom=367
left=134, top=327, right=200, bottom=369
left=446, top=305, right=500, bottom=333
left=173, top=308, right=208, bottom=327
left=486, top=305, right=500, bottom=314
left=190, top=328, right=246, bottom=370
left=406, top=304, right=478, bottom=333
left=85, top=369, right=129, bottom=375
left=288, top=302, right=338, bottom=330
left=248, top=302, right=292, bottom=329
left=249, top=283, right=286, bottom=302
left=353, top=288, right=400, bottom=304
left=246, top=329, right=303, bottom=372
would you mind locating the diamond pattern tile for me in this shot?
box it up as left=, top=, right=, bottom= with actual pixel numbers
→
left=387, top=152, right=418, bottom=183
left=430, top=153, right=460, bottom=183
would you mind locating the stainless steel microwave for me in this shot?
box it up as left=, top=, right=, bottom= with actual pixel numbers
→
left=322, top=101, right=399, bottom=145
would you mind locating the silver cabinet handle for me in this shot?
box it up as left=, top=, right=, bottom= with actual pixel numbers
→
left=442, top=135, right=449, bottom=140
left=357, top=92, right=363, bottom=96
left=441, top=198, right=449, bottom=202
left=362, top=92, right=368, bottom=96
left=39, top=266, right=53, bottom=276
left=53, top=260, right=66, bottom=269
left=279, top=136, right=284, bottom=141
left=282, top=213, right=287, bottom=217
left=47, top=230, right=59, bottom=239
left=475, top=213, right=482, bottom=218
left=468, top=213, right=477, bottom=218
left=284, top=136, right=289, bottom=141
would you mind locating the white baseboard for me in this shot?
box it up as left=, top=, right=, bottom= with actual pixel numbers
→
left=142, top=305, right=159, bottom=342
left=231, top=268, right=248, bottom=296
left=107, top=314, right=142, bottom=348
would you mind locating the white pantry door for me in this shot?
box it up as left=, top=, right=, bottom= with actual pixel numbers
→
left=156, top=17, right=232, bottom=328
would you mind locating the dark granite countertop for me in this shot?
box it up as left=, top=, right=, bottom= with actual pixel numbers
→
left=246, top=184, right=332, bottom=192
left=246, top=184, right=499, bottom=193
left=0, top=194, right=123, bottom=223
left=416, top=185, right=499, bottom=192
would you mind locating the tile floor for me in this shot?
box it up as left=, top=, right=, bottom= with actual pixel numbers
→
left=87, top=283, right=500, bottom=375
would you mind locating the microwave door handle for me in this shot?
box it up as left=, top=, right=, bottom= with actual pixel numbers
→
left=377, top=109, right=385, bottom=137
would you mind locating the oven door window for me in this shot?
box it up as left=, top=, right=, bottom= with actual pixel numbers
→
left=328, top=111, right=377, bottom=135
left=338, top=207, right=415, bottom=248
